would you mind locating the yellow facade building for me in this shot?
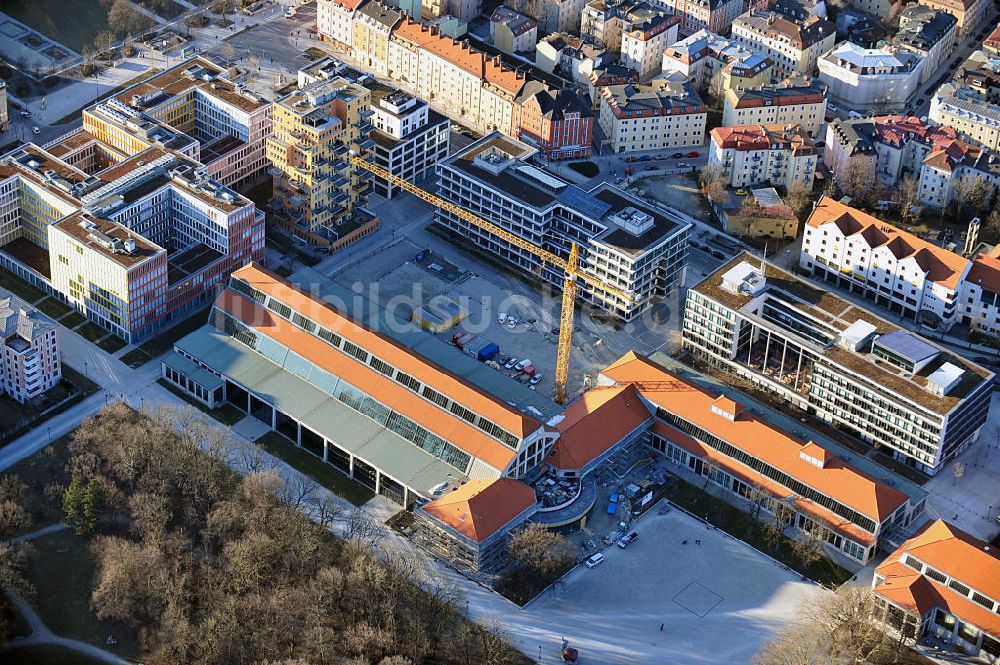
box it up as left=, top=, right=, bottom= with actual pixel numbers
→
left=266, top=76, right=376, bottom=246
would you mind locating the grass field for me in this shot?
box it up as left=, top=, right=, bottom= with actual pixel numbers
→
left=96, top=335, right=127, bottom=354
left=35, top=297, right=72, bottom=320
left=75, top=322, right=105, bottom=343
left=24, top=529, right=142, bottom=661
left=256, top=432, right=375, bottom=506
left=2, top=0, right=110, bottom=53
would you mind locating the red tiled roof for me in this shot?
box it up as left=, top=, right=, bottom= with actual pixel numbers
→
left=601, top=352, right=908, bottom=525
left=874, top=520, right=1000, bottom=637
left=421, top=478, right=535, bottom=542
left=807, top=197, right=970, bottom=290
left=546, top=385, right=652, bottom=470
left=968, top=255, right=1000, bottom=293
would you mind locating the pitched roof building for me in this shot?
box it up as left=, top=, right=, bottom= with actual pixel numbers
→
left=873, top=520, right=1000, bottom=660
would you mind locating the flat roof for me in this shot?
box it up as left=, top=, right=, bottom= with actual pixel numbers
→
left=692, top=253, right=994, bottom=415
left=874, top=330, right=939, bottom=365
left=51, top=212, right=165, bottom=269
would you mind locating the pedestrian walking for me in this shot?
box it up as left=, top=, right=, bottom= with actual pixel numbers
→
left=660, top=623, right=664, bottom=632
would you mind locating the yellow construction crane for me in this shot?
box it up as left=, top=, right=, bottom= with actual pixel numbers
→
left=349, top=155, right=633, bottom=404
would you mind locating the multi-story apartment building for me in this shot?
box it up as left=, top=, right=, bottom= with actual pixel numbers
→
left=661, top=30, right=774, bottom=97
left=580, top=0, right=672, bottom=52
left=536, top=33, right=613, bottom=87
left=930, top=83, right=1000, bottom=151
left=684, top=252, right=994, bottom=474
left=824, top=114, right=960, bottom=188
left=377, top=19, right=532, bottom=134
left=722, top=77, right=827, bottom=136
left=513, top=82, right=594, bottom=160
left=731, top=11, right=836, bottom=79
left=658, top=0, right=749, bottom=36
left=893, top=5, right=957, bottom=84
left=0, top=142, right=264, bottom=342
left=81, top=58, right=271, bottom=192
left=435, top=133, right=691, bottom=321
left=0, top=294, right=60, bottom=403
left=873, top=520, right=1000, bottom=662
left=587, top=61, right=640, bottom=106
left=490, top=6, right=538, bottom=55
left=602, top=350, right=922, bottom=567
left=708, top=123, right=817, bottom=189
left=504, top=0, right=587, bottom=34
left=842, top=0, right=901, bottom=21
left=818, top=42, right=924, bottom=113
left=599, top=79, right=707, bottom=152
left=917, top=140, right=1000, bottom=209
left=318, top=0, right=367, bottom=49
left=620, top=8, right=680, bottom=78
left=354, top=1, right=403, bottom=76
left=801, top=197, right=1000, bottom=335
left=367, top=87, right=451, bottom=198
left=918, top=0, right=989, bottom=40
left=266, top=75, right=375, bottom=247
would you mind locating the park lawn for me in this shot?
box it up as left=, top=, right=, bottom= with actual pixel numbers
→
left=96, top=335, right=127, bottom=354
left=2, top=0, right=110, bottom=54
left=23, top=529, right=142, bottom=661
left=136, top=0, right=187, bottom=18
left=0, top=268, right=45, bottom=303
left=76, top=322, right=105, bottom=343
left=256, top=432, right=375, bottom=506
left=662, top=479, right=854, bottom=588
left=60, top=311, right=87, bottom=328
left=567, top=161, right=599, bottom=178
left=3, top=433, right=73, bottom=529
left=156, top=379, right=245, bottom=426
left=35, top=297, right=72, bottom=320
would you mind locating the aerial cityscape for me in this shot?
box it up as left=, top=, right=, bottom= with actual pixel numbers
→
left=0, top=0, right=999, bottom=663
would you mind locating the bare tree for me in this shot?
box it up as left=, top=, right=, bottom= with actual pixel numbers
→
left=895, top=176, right=922, bottom=225
left=982, top=205, right=1000, bottom=245
left=507, top=522, right=573, bottom=577
left=838, top=157, right=875, bottom=207
left=477, top=617, right=519, bottom=665
left=701, top=459, right=720, bottom=490
left=345, top=508, right=385, bottom=551
left=785, top=182, right=814, bottom=223
left=746, top=480, right=771, bottom=523
left=278, top=474, right=320, bottom=510
left=806, top=586, right=893, bottom=665
left=700, top=164, right=727, bottom=203
left=312, top=492, right=345, bottom=529
left=790, top=519, right=826, bottom=569
left=752, top=621, right=827, bottom=665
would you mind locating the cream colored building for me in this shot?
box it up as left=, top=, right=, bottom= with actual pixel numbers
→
left=918, top=0, right=989, bottom=40
left=600, top=79, right=707, bottom=152
left=731, top=11, right=836, bottom=79
left=709, top=123, right=817, bottom=190
left=930, top=83, right=1000, bottom=151
left=620, top=10, right=679, bottom=78
left=318, top=0, right=365, bottom=48
left=353, top=1, right=402, bottom=76
left=723, top=78, right=827, bottom=136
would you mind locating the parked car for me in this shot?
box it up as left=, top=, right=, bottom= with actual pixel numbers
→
left=284, top=7, right=296, bottom=17
left=686, top=151, right=700, bottom=158
left=18, top=110, right=30, bottom=118
left=504, top=358, right=518, bottom=370
left=614, top=176, right=624, bottom=184
left=529, top=374, right=542, bottom=385
left=671, top=152, right=683, bottom=158
left=585, top=553, right=605, bottom=568
left=515, top=358, right=532, bottom=371
left=31, top=126, right=40, bottom=135
left=617, top=531, right=638, bottom=549
left=645, top=165, right=656, bottom=170
left=735, top=188, right=748, bottom=196
left=639, top=155, right=652, bottom=161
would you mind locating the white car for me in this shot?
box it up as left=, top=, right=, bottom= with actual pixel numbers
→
left=504, top=358, right=518, bottom=370
left=18, top=110, right=30, bottom=118
left=529, top=374, right=542, bottom=385
left=515, top=358, right=532, bottom=371
left=31, top=126, right=40, bottom=135
left=284, top=7, right=297, bottom=17
left=585, top=553, right=605, bottom=568
left=497, top=311, right=507, bottom=324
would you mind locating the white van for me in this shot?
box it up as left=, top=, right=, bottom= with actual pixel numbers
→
left=585, top=553, right=605, bottom=568
left=515, top=358, right=532, bottom=371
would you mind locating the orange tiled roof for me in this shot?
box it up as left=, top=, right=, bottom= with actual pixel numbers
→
left=875, top=520, right=1000, bottom=637
left=224, top=265, right=542, bottom=458
left=602, top=352, right=908, bottom=525
left=807, top=197, right=970, bottom=290
left=651, top=420, right=877, bottom=546
left=421, top=478, right=535, bottom=542
left=546, top=385, right=652, bottom=470
left=969, top=255, right=1000, bottom=294
left=484, top=58, right=527, bottom=97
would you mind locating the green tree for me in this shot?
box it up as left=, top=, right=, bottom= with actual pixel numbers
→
left=62, top=476, right=84, bottom=529
left=63, top=477, right=103, bottom=534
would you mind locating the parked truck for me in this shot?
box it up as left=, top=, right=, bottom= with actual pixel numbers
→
left=451, top=332, right=475, bottom=349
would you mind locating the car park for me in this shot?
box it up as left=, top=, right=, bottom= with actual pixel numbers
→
left=585, top=553, right=606, bottom=568
left=618, top=531, right=638, bottom=549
